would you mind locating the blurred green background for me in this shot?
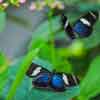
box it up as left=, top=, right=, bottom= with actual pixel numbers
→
left=0, top=0, right=100, bottom=100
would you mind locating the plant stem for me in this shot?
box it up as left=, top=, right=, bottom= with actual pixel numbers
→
left=47, top=9, right=57, bottom=68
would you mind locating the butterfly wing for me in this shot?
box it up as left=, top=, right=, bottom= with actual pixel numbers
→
left=73, top=20, right=93, bottom=37
left=26, top=63, right=50, bottom=78
left=81, top=11, right=99, bottom=26
left=62, top=73, right=80, bottom=87
left=50, top=73, right=66, bottom=91
left=73, top=11, right=99, bottom=37
left=61, top=14, right=76, bottom=39
left=32, top=72, right=51, bottom=88
left=33, top=72, right=66, bottom=92
left=49, top=72, right=80, bottom=92
left=26, top=63, right=51, bottom=89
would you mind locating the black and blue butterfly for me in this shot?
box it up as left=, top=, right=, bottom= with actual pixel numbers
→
left=26, top=63, right=79, bottom=92
left=61, top=11, right=99, bottom=39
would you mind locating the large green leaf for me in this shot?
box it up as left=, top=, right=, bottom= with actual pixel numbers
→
left=0, top=11, right=6, bottom=32
left=0, top=72, right=8, bottom=96
left=27, top=87, right=79, bottom=100
left=79, top=56, right=100, bottom=99
left=2, top=57, right=79, bottom=100
left=6, top=48, right=40, bottom=100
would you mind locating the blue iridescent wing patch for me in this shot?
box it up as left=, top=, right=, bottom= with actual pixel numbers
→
left=50, top=74, right=65, bottom=91
left=33, top=73, right=51, bottom=88
left=73, top=21, right=92, bottom=37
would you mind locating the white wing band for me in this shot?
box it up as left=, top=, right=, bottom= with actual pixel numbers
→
left=89, top=11, right=97, bottom=19
left=63, top=74, right=69, bottom=85
left=31, top=67, right=41, bottom=76
left=80, top=18, right=91, bottom=26
left=64, top=20, right=69, bottom=29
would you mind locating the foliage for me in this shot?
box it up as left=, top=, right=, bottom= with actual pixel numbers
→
left=0, top=52, right=9, bottom=97
left=1, top=57, right=79, bottom=100
left=6, top=48, right=40, bottom=100
left=0, top=0, right=100, bottom=100
left=79, top=56, right=100, bottom=100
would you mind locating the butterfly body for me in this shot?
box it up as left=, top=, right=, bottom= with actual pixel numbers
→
left=61, top=11, right=99, bottom=39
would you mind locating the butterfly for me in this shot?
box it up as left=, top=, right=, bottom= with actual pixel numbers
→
left=61, top=11, right=99, bottom=39
left=26, top=63, right=79, bottom=92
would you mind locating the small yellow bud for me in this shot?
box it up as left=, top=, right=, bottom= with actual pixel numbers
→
left=49, top=1, right=64, bottom=10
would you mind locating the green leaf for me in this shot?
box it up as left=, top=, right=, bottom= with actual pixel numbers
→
left=78, top=4, right=100, bottom=12
left=39, top=43, right=53, bottom=61
left=54, top=60, right=72, bottom=74
left=0, top=52, right=6, bottom=66
left=0, top=52, right=9, bottom=94
left=0, top=11, right=6, bottom=32
left=3, top=57, right=79, bottom=100
left=6, top=48, right=40, bottom=100
left=10, top=0, right=19, bottom=6
left=0, top=51, right=9, bottom=74
left=0, top=72, right=8, bottom=95
left=27, top=86, right=79, bottom=100
left=79, top=56, right=100, bottom=99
